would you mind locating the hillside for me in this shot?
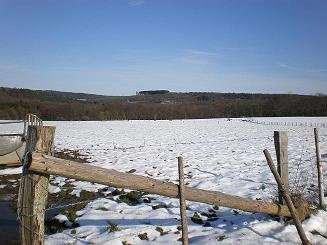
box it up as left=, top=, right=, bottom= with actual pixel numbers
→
left=0, top=87, right=326, bottom=120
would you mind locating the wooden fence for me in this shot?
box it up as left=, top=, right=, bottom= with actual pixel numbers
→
left=16, top=125, right=325, bottom=244
left=243, top=119, right=327, bottom=128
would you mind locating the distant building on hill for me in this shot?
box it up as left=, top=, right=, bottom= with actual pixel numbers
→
left=136, top=90, right=170, bottom=95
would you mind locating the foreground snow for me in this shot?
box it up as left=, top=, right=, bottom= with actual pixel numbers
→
left=1, top=117, right=327, bottom=244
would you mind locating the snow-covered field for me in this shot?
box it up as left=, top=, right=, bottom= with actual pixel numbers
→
left=1, top=117, right=327, bottom=244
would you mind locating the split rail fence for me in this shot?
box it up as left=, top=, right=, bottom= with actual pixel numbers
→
left=16, top=125, right=325, bottom=245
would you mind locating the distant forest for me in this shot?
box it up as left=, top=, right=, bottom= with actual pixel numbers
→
left=0, top=87, right=326, bottom=120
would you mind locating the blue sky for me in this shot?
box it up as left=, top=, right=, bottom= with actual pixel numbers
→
left=0, top=0, right=326, bottom=95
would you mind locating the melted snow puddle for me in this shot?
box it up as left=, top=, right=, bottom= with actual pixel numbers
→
left=0, top=195, right=19, bottom=244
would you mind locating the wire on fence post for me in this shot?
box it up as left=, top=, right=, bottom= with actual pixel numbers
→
left=17, top=126, right=55, bottom=245
left=177, top=156, right=189, bottom=245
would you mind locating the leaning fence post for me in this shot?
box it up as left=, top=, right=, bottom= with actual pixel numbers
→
left=263, top=149, right=311, bottom=245
left=18, top=126, right=56, bottom=245
left=314, top=128, right=325, bottom=209
left=178, top=156, right=189, bottom=245
left=274, top=131, right=289, bottom=205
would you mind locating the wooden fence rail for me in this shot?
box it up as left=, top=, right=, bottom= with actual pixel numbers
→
left=27, top=152, right=303, bottom=218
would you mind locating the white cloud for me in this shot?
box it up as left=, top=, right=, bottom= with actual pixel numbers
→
left=128, top=0, right=146, bottom=6
left=0, top=64, right=20, bottom=71
left=178, top=49, right=219, bottom=65
left=185, top=50, right=218, bottom=57
left=0, top=64, right=32, bottom=74
left=277, top=62, right=327, bottom=73
left=220, top=47, right=254, bottom=52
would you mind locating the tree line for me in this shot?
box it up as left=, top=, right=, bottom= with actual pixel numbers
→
left=0, top=87, right=326, bottom=120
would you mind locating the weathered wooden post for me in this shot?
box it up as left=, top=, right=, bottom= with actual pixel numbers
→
left=274, top=131, right=289, bottom=204
left=178, top=156, right=189, bottom=245
left=264, top=149, right=311, bottom=245
left=18, top=126, right=55, bottom=245
left=314, top=128, right=325, bottom=209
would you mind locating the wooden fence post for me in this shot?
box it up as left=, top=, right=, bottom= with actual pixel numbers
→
left=178, top=157, right=189, bottom=245
left=264, top=150, right=311, bottom=245
left=18, top=126, right=55, bottom=245
left=274, top=131, right=289, bottom=205
left=314, top=128, right=325, bottom=209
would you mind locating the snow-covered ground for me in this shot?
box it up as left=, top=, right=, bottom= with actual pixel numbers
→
left=1, top=117, right=327, bottom=244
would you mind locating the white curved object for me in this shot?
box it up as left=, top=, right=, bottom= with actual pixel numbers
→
left=0, top=135, right=24, bottom=156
